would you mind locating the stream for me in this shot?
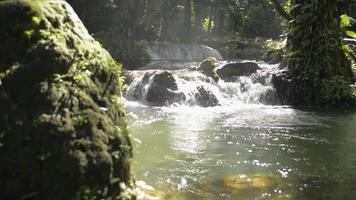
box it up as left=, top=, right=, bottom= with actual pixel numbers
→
left=124, top=47, right=356, bottom=199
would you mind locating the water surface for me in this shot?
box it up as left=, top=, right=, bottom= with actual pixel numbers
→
left=127, top=103, right=356, bottom=200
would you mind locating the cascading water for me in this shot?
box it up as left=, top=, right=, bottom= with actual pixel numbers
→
left=125, top=61, right=280, bottom=107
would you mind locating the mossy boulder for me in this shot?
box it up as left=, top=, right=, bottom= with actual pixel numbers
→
left=0, top=1, right=134, bottom=199
left=198, top=57, right=220, bottom=81
left=216, top=62, right=260, bottom=80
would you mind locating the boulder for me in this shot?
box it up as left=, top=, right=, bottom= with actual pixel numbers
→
left=195, top=86, right=219, bottom=107
left=198, top=57, right=220, bottom=81
left=0, top=1, right=134, bottom=199
left=152, top=71, right=178, bottom=90
left=217, top=62, right=260, bottom=80
left=145, top=71, right=185, bottom=106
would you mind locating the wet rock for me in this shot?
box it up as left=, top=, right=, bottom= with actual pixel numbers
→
left=152, top=71, right=178, bottom=90
left=259, top=88, right=280, bottom=105
left=271, top=70, right=292, bottom=105
left=0, top=1, right=134, bottom=199
left=195, top=86, right=219, bottom=107
left=217, top=62, right=261, bottom=80
left=198, top=57, right=220, bottom=81
left=146, top=71, right=185, bottom=106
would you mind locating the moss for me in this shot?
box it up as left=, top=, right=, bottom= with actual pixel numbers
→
left=0, top=0, right=134, bottom=199
left=198, top=57, right=220, bottom=81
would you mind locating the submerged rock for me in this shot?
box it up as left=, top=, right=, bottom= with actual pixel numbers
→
left=198, top=57, right=220, bottom=81
left=145, top=71, right=185, bottom=106
left=195, top=86, right=219, bottom=107
left=0, top=1, right=134, bottom=199
left=217, top=62, right=260, bottom=80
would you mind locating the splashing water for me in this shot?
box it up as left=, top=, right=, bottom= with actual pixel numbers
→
left=125, top=61, right=280, bottom=107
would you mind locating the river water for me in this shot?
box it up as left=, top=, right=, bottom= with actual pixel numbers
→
left=125, top=61, right=356, bottom=200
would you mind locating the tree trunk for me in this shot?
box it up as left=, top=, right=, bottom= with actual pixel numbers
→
left=183, top=0, right=192, bottom=42
left=207, top=6, right=214, bottom=33
left=193, top=0, right=203, bottom=36
left=270, top=0, right=292, bottom=21
left=160, top=0, right=169, bottom=41
left=212, top=4, right=225, bottom=36
left=286, top=0, right=354, bottom=106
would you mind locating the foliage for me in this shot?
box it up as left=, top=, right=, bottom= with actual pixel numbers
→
left=285, top=0, right=354, bottom=106
left=65, top=0, right=288, bottom=66
left=198, top=57, right=220, bottom=81
left=202, top=17, right=213, bottom=33
left=340, top=14, right=356, bottom=38
left=320, top=76, right=356, bottom=106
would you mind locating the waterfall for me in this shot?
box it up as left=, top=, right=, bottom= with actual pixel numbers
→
left=125, top=61, right=281, bottom=107
left=145, top=42, right=223, bottom=62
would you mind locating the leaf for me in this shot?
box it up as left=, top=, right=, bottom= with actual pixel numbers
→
left=346, top=30, right=356, bottom=38
left=341, top=14, right=351, bottom=28
left=32, top=16, right=41, bottom=26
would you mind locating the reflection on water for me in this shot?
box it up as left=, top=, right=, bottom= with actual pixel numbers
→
left=127, top=102, right=356, bottom=200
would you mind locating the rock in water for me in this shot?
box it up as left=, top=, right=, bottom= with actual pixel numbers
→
left=217, top=62, right=260, bottom=80
left=195, top=86, right=219, bottom=107
left=0, top=1, right=134, bottom=199
left=146, top=71, right=185, bottom=106
left=198, top=57, right=220, bottom=81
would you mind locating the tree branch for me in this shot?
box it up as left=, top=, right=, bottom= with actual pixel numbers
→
left=270, top=0, right=292, bottom=21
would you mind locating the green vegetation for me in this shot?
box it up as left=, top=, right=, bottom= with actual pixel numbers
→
left=285, top=0, right=355, bottom=107
left=0, top=0, right=134, bottom=199
left=66, top=0, right=289, bottom=68
left=198, top=57, right=220, bottom=81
